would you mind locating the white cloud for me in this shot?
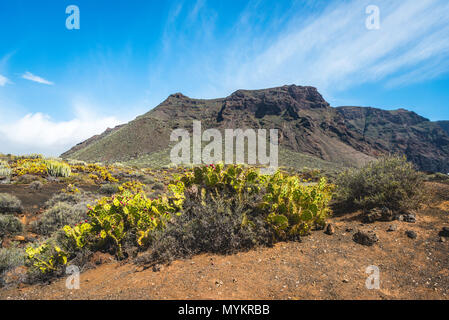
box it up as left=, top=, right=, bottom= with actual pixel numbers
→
left=22, top=71, right=54, bottom=85
left=217, top=0, right=449, bottom=94
left=0, top=105, right=122, bottom=156
left=0, top=74, right=9, bottom=86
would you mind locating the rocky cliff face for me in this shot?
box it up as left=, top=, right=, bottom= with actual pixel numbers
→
left=337, top=107, right=449, bottom=172
left=62, top=85, right=449, bottom=172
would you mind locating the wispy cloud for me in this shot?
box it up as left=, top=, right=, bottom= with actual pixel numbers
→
left=22, top=71, right=54, bottom=85
left=209, top=0, right=449, bottom=95
left=0, top=74, right=9, bottom=86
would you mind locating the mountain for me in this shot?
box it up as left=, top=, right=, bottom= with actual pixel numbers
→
left=62, top=85, right=449, bottom=173
left=437, top=121, right=449, bottom=136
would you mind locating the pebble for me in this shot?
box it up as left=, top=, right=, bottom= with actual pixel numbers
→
left=387, top=224, right=397, bottom=232
left=406, top=230, right=417, bottom=239
left=215, top=280, right=223, bottom=287
left=325, top=223, right=335, bottom=235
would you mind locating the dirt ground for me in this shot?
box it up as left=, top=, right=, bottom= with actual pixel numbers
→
left=0, top=182, right=448, bottom=300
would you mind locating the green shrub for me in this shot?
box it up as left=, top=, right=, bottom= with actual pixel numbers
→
left=334, top=156, right=424, bottom=213
left=44, top=160, right=71, bottom=177
left=19, top=154, right=43, bottom=159
left=44, top=191, right=93, bottom=209
left=29, top=181, right=43, bottom=190
left=0, top=193, right=23, bottom=213
left=0, top=160, right=11, bottom=178
left=153, top=182, right=165, bottom=191
left=25, top=231, right=93, bottom=283
left=99, top=183, right=120, bottom=195
left=32, top=202, right=89, bottom=236
left=142, top=176, right=155, bottom=185
left=29, top=164, right=334, bottom=276
left=25, top=238, right=68, bottom=277
left=263, top=173, right=333, bottom=239
left=14, top=174, right=41, bottom=185
left=136, top=192, right=273, bottom=266
left=425, top=172, right=449, bottom=185
left=0, top=246, right=25, bottom=285
left=0, top=215, right=23, bottom=237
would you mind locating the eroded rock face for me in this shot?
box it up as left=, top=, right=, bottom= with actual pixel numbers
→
left=338, top=107, right=449, bottom=173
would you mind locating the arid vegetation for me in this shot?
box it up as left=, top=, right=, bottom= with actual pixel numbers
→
left=0, top=153, right=448, bottom=300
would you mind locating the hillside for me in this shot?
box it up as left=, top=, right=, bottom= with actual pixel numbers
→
left=62, top=85, right=449, bottom=173
left=437, top=121, right=449, bottom=136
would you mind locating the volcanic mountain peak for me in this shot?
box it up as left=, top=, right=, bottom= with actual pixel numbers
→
left=62, top=85, right=449, bottom=173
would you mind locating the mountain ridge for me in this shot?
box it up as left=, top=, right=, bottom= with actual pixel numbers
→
left=61, top=85, right=449, bottom=173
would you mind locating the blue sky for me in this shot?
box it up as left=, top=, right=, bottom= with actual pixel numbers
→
left=1, top=0, right=449, bottom=156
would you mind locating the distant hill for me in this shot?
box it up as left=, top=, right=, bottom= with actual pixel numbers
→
left=62, top=85, right=449, bottom=173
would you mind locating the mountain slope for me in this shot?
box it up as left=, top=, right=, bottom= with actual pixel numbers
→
left=337, top=107, right=449, bottom=172
left=62, top=85, right=449, bottom=173
left=437, top=121, right=449, bottom=136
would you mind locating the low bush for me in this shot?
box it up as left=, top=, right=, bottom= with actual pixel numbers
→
left=263, top=172, right=332, bottom=239
left=44, top=191, right=93, bottom=209
left=25, top=237, right=68, bottom=279
left=152, top=182, right=165, bottom=191
left=24, top=230, right=93, bottom=283
left=142, top=176, right=155, bottom=185
left=425, top=172, right=449, bottom=185
left=12, top=159, right=47, bottom=176
left=333, top=156, right=424, bottom=213
left=0, top=193, right=23, bottom=213
left=137, top=192, right=273, bottom=266
left=28, top=181, right=43, bottom=190
left=26, top=164, right=334, bottom=279
left=32, top=202, right=89, bottom=236
left=14, top=174, right=40, bottom=184
left=0, top=215, right=23, bottom=237
left=99, top=183, right=120, bottom=195
left=44, top=160, right=71, bottom=178
left=0, top=160, right=12, bottom=178
left=0, top=246, right=26, bottom=286
left=70, top=163, right=118, bottom=183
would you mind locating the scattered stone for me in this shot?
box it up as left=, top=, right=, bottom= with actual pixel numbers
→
left=438, top=227, right=449, bottom=237
left=152, top=264, right=162, bottom=272
left=342, top=278, right=349, bottom=283
left=215, top=280, right=223, bottom=287
left=345, top=227, right=354, bottom=232
left=406, top=230, right=417, bottom=239
left=325, top=223, right=335, bottom=235
left=439, top=237, right=446, bottom=243
left=387, top=224, right=398, bottom=232
left=12, top=236, right=26, bottom=242
left=402, top=212, right=416, bottom=223
left=353, top=230, right=378, bottom=246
